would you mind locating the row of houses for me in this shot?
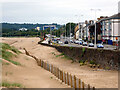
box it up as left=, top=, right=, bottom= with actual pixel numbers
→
left=75, top=13, right=120, bottom=45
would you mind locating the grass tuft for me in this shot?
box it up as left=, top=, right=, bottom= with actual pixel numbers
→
left=2, top=81, right=23, bottom=88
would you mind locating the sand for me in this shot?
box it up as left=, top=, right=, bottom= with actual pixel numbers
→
left=2, top=37, right=118, bottom=88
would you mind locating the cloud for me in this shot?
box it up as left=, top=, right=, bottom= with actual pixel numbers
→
left=1, top=0, right=119, bottom=24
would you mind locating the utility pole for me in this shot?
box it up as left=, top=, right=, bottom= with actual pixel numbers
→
left=91, top=9, right=101, bottom=48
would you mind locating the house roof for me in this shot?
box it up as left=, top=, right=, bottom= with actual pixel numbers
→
left=98, top=13, right=120, bottom=22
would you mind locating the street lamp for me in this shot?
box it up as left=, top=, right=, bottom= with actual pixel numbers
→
left=91, top=9, right=101, bottom=48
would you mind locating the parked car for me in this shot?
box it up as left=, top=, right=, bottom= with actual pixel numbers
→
left=88, top=43, right=94, bottom=47
left=78, top=41, right=83, bottom=45
left=70, top=40, right=73, bottom=43
left=74, top=40, right=80, bottom=44
left=83, top=42, right=88, bottom=46
left=58, top=41, right=63, bottom=44
left=97, top=44, right=104, bottom=48
left=64, top=41, right=69, bottom=44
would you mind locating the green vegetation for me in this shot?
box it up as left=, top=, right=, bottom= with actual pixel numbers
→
left=2, top=81, right=23, bottom=88
left=69, top=46, right=73, bottom=50
left=56, top=53, right=64, bottom=57
left=82, top=48, right=86, bottom=53
left=51, top=52, right=56, bottom=55
left=1, top=43, right=21, bottom=65
left=90, top=60, right=96, bottom=65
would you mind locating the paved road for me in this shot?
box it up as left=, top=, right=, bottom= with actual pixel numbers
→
left=42, top=38, right=119, bottom=50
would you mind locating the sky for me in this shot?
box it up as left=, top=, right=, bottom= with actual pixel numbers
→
left=0, top=0, right=120, bottom=24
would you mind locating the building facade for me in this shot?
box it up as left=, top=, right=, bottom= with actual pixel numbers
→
left=101, top=13, right=120, bottom=42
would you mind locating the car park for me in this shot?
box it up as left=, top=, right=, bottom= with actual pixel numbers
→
left=88, top=43, right=94, bottom=47
left=97, top=44, right=104, bottom=48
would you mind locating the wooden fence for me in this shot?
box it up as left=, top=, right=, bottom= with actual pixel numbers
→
left=24, top=48, right=96, bottom=90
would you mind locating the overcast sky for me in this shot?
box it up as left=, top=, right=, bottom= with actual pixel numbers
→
left=0, top=0, right=120, bottom=24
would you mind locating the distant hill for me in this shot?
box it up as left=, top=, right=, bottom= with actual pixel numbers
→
left=2, top=23, right=61, bottom=30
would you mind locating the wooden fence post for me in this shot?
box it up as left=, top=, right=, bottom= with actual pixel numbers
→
left=82, top=82, right=84, bottom=90
left=88, top=84, right=90, bottom=90
left=93, top=87, right=95, bottom=90
left=58, top=68, right=59, bottom=79
left=64, top=72, right=66, bottom=84
left=51, top=65, right=53, bottom=73
left=67, top=72, right=69, bottom=85
left=79, top=79, right=81, bottom=90
left=70, top=74, right=73, bottom=88
left=62, top=70, right=63, bottom=82
left=40, top=59, right=41, bottom=66
left=74, top=75, right=77, bottom=89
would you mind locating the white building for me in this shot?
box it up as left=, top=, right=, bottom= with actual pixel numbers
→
left=19, top=28, right=28, bottom=31
left=100, top=13, right=120, bottom=41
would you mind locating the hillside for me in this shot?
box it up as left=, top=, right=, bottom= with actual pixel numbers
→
left=2, top=23, right=61, bottom=30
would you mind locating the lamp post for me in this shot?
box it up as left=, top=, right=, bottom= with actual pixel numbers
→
left=91, top=9, right=101, bottom=48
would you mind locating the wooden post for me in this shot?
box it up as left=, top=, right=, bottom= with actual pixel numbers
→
left=70, top=74, right=73, bottom=88
left=64, top=72, right=66, bottom=84
left=74, top=75, right=77, bottom=89
left=62, top=70, right=63, bottom=82
left=49, top=64, right=50, bottom=71
left=58, top=68, right=60, bottom=79
left=93, top=87, right=95, bottom=90
left=88, top=84, right=90, bottom=90
left=51, top=65, right=53, bottom=73
left=67, top=72, right=69, bottom=85
left=82, top=82, right=84, bottom=90
left=40, top=59, right=41, bottom=66
left=79, top=79, right=81, bottom=90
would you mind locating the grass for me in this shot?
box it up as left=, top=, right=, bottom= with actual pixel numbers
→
left=1, top=43, right=21, bottom=65
left=2, top=81, right=23, bottom=88
left=82, top=48, right=86, bottom=53
left=56, top=53, right=64, bottom=57
left=51, top=52, right=56, bottom=55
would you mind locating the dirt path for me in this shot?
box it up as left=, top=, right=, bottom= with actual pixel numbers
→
left=2, top=37, right=118, bottom=88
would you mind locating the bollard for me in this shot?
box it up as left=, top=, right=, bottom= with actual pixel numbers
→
left=79, top=79, right=81, bottom=90
left=82, top=82, right=84, bottom=90
left=70, top=74, right=73, bottom=88
left=67, top=72, right=69, bottom=85
left=74, top=75, right=77, bottom=89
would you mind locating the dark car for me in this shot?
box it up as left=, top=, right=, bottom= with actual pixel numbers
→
left=64, top=41, right=69, bottom=44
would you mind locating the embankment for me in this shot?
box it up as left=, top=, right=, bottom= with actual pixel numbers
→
left=38, top=42, right=120, bottom=70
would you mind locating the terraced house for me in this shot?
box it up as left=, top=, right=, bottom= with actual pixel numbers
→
left=100, top=13, right=120, bottom=44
